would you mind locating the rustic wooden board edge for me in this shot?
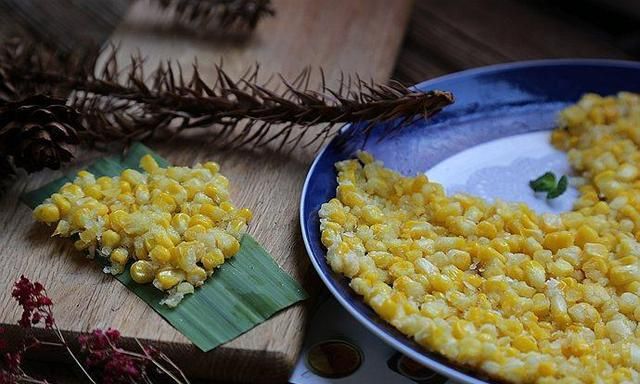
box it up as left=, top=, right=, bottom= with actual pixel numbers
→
left=4, top=321, right=303, bottom=383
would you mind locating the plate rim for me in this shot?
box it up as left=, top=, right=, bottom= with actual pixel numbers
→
left=299, top=58, right=640, bottom=384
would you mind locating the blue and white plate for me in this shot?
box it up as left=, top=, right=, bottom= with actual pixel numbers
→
left=299, top=60, right=640, bottom=384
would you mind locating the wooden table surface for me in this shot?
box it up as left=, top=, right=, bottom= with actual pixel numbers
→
left=1, top=0, right=639, bottom=383
left=0, top=0, right=412, bottom=382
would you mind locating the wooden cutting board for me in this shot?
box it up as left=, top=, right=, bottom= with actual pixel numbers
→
left=0, top=0, right=413, bottom=382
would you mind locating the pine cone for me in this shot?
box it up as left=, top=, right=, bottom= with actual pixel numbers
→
left=0, top=67, right=17, bottom=102
left=0, top=153, right=15, bottom=194
left=0, top=153, right=14, bottom=177
left=0, top=95, right=81, bottom=172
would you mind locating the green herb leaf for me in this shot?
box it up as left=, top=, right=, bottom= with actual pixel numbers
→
left=21, top=142, right=307, bottom=352
left=547, top=175, right=568, bottom=199
left=529, top=172, right=557, bottom=192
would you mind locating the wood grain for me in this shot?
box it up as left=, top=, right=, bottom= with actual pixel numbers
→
left=394, top=0, right=629, bottom=84
left=0, top=0, right=129, bottom=51
left=0, top=0, right=413, bottom=382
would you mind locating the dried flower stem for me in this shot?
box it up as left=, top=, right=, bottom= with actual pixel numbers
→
left=135, top=339, right=190, bottom=384
left=118, top=348, right=188, bottom=384
left=52, top=327, right=97, bottom=384
left=16, top=378, right=48, bottom=384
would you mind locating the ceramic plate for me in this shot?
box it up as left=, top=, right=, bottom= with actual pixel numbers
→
left=299, top=60, right=640, bottom=384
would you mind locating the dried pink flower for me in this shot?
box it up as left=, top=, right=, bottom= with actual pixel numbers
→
left=3, top=352, right=20, bottom=373
left=11, top=276, right=54, bottom=329
left=79, top=328, right=146, bottom=383
left=103, top=353, right=143, bottom=383
left=0, top=350, right=21, bottom=384
left=4, top=277, right=187, bottom=383
left=0, top=371, right=16, bottom=384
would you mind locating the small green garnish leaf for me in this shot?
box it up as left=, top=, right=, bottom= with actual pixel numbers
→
left=529, top=172, right=557, bottom=192
left=547, top=175, right=568, bottom=199
left=530, top=171, right=568, bottom=199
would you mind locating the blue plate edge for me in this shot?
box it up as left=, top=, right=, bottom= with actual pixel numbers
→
left=299, top=58, right=640, bottom=384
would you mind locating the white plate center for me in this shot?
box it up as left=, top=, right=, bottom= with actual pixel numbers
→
left=425, top=131, right=579, bottom=214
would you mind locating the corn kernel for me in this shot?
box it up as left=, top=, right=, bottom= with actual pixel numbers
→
left=139, top=154, right=159, bottom=173
left=74, top=238, right=91, bottom=250
left=523, top=260, right=546, bottom=290
left=110, top=248, right=129, bottom=265
left=204, top=184, right=229, bottom=203
left=96, top=176, right=112, bottom=189
left=169, top=212, right=189, bottom=234
left=150, top=245, right=172, bottom=264
left=152, top=192, right=177, bottom=213
left=130, top=260, right=155, bottom=284
left=477, top=246, right=506, bottom=264
left=430, top=274, right=453, bottom=292
left=133, top=239, right=148, bottom=259
left=199, top=203, right=225, bottom=221
left=512, top=335, right=537, bottom=352
left=50, top=194, right=71, bottom=216
left=449, top=249, right=471, bottom=270
left=122, top=169, right=145, bottom=186
left=187, top=266, right=207, bottom=286
left=102, top=230, right=121, bottom=249
left=202, top=249, right=225, bottom=271
left=476, top=221, right=497, bottom=238
left=189, top=214, right=213, bottom=229
left=548, top=259, right=574, bottom=278
left=203, top=161, right=220, bottom=174
left=60, top=183, right=84, bottom=198
left=109, top=210, right=128, bottom=231
left=219, top=201, right=235, bottom=212
left=184, top=224, right=207, bottom=241
left=216, top=232, right=240, bottom=257
left=33, top=203, right=60, bottom=223
left=237, top=208, right=253, bottom=222
left=77, top=170, right=93, bottom=179
left=610, top=264, right=640, bottom=286
left=542, top=231, right=574, bottom=252
left=155, top=269, right=185, bottom=290
left=119, top=180, right=132, bottom=194
left=575, top=225, right=599, bottom=246
left=83, top=184, right=103, bottom=200
left=153, top=231, right=174, bottom=249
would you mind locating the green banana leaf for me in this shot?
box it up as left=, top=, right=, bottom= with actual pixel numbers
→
left=22, top=143, right=307, bottom=352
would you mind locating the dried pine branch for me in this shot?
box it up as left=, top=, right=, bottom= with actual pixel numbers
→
left=0, top=37, right=94, bottom=99
left=0, top=37, right=454, bottom=154
left=153, top=0, right=275, bottom=29
left=76, top=61, right=453, bottom=149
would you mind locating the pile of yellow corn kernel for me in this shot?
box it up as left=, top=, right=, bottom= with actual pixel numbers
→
left=33, top=154, right=251, bottom=307
left=319, top=92, right=640, bottom=383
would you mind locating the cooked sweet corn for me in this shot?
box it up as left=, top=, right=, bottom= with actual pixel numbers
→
left=33, top=154, right=251, bottom=307
left=319, top=93, right=640, bottom=383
